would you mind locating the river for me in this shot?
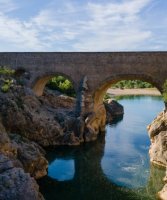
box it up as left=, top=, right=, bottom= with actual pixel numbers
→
left=38, top=96, right=166, bottom=200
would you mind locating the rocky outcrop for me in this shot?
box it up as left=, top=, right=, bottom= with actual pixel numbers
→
left=148, top=111, right=167, bottom=200
left=0, top=119, right=46, bottom=199
left=0, top=119, right=48, bottom=179
left=104, top=99, right=124, bottom=123
left=84, top=104, right=106, bottom=142
left=148, top=131, right=167, bottom=168
left=9, top=134, right=48, bottom=179
left=0, top=154, right=44, bottom=200
left=42, top=89, right=76, bottom=109
left=0, top=119, right=16, bottom=157
left=0, top=86, right=80, bottom=146
left=147, top=111, right=167, bottom=140
left=148, top=111, right=167, bottom=167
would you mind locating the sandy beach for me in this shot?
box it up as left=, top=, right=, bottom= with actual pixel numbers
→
left=107, top=88, right=161, bottom=96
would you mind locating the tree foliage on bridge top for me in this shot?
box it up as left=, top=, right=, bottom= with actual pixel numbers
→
left=46, top=76, right=75, bottom=97
left=112, top=80, right=153, bottom=89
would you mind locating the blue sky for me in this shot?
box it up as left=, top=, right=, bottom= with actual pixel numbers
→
left=0, top=0, right=166, bottom=51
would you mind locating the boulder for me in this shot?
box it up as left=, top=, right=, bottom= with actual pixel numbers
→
left=104, top=100, right=124, bottom=123
left=0, top=154, right=44, bottom=200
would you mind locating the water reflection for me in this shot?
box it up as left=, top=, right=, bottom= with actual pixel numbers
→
left=38, top=96, right=165, bottom=200
left=39, top=139, right=165, bottom=200
left=48, top=159, right=75, bottom=181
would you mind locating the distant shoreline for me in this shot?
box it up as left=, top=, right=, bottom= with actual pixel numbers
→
left=107, top=88, right=161, bottom=96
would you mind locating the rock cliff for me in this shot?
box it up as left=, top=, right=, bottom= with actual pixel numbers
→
left=148, top=111, right=167, bottom=200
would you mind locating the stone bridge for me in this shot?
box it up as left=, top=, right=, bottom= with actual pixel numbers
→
left=0, top=52, right=167, bottom=129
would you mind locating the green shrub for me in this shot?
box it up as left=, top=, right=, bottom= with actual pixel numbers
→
left=1, top=79, right=13, bottom=93
left=0, top=66, right=15, bottom=75
left=47, top=76, right=75, bottom=97
left=1, top=84, right=10, bottom=92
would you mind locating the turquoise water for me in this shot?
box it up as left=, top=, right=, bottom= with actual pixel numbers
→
left=38, top=96, right=166, bottom=200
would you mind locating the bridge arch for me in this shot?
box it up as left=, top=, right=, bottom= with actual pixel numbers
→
left=32, top=72, right=77, bottom=97
left=93, top=73, right=162, bottom=110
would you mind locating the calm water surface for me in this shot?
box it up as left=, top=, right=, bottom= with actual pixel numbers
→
left=38, top=96, right=166, bottom=200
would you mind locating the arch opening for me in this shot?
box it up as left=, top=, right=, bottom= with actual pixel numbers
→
left=46, top=75, right=76, bottom=97
left=93, top=74, right=162, bottom=109
left=32, top=73, right=76, bottom=97
left=84, top=75, right=163, bottom=145
left=32, top=74, right=77, bottom=113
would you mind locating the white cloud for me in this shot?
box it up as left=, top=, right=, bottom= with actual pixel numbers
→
left=0, top=0, right=18, bottom=13
left=0, top=0, right=166, bottom=51
left=0, top=13, right=47, bottom=51
left=71, top=0, right=152, bottom=50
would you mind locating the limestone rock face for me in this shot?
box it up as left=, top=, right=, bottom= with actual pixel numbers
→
left=147, top=111, right=167, bottom=140
left=0, top=154, right=44, bottom=200
left=148, top=111, right=167, bottom=167
left=104, top=100, right=124, bottom=123
left=0, top=119, right=17, bottom=157
left=0, top=87, right=80, bottom=146
left=42, top=90, right=76, bottom=109
left=9, top=134, right=48, bottom=179
left=0, top=118, right=48, bottom=179
left=148, top=111, right=167, bottom=199
left=84, top=104, right=106, bottom=142
left=149, top=131, right=167, bottom=167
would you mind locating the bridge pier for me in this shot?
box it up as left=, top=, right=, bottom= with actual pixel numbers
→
left=75, top=76, right=107, bottom=142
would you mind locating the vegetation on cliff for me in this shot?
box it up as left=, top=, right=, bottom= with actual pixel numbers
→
left=0, top=66, right=15, bottom=75
left=0, top=66, right=15, bottom=93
